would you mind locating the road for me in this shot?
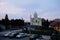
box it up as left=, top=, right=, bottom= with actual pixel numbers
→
left=0, top=29, right=23, bottom=36
left=0, top=29, right=30, bottom=40
left=0, top=29, right=51, bottom=40
left=0, top=37, right=29, bottom=40
left=0, top=37, right=50, bottom=40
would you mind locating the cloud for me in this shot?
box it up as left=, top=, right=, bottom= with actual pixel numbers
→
left=0, top=2, right=7, bottom=6
left=0, top=1, right=26, bottom=19
left=0, top=0, right=60, bottom=21
left=0, top=2, right=26, bottom=14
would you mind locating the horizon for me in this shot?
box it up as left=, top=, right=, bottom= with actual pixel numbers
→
left=0, top=13, right=60, bottom=22
left=0, top=0, right=60, bottom=22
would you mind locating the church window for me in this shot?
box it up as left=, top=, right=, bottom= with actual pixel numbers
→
left=38, top=21, right=39, bottom=23
left=36, top=20, right=37, bottom=23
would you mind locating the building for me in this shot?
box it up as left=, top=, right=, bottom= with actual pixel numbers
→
left=30, top=12, right=42, bottom=26
left=50, top=21, right=60, bottom=32
left=53, top=19, right=60, bottom=22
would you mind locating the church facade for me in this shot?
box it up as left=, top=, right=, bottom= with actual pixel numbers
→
left=30, top=12, right=42, bottom=26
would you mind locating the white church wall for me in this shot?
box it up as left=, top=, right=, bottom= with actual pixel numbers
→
left=30, top=12, right=42, bottom=26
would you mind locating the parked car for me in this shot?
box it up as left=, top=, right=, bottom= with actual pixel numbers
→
left=30, top=28, right=35, bottom=31
left=36, top=37, right=43, bottom=40
left=29, top=34, right=40, bottom=40
left=16, top=33, right=26, bottom=38
left=36, top=38, right=40, bottom=40
left=3, top=32, right=12, bottom=37
left=8, top=32, right=19, bottom=38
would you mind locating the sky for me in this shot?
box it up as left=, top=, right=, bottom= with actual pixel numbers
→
left=0, top=0, right=60, bottom=22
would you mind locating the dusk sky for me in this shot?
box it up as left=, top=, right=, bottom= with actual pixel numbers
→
left=0, top=0, right=60, bottom=22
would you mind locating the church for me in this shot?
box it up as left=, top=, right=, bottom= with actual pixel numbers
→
left=30, top=12, right=42, bottom=26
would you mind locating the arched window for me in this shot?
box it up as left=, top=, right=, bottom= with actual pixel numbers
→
left=36, top=20, right=37, bottom=23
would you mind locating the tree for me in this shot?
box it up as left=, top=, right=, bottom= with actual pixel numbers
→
left=5, top=14, right=9, bottom=20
